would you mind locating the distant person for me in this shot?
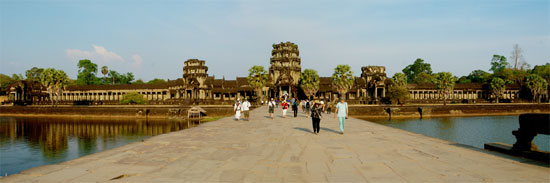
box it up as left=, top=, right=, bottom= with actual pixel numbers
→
left=292, top=98, right=299, bottom=117
left=311, top=101, right=323, bottom=135
left=305, top=100, right=311, bottom=118
left=233, top=100, right=241, bottom=121
left=241, top=98, right=251, bottom=121
left=326, top=101, right=332, bottom=114
left=320, top=100, right=325, bottom=113
left=300, top=100, right=305, bottom=113
left=268, top=98, right=275, bottom=119
left=281, top=100, right=289, bottom=118
left=275, top=99, right=279, bottom=108
left=334, top=97, right=348, bottom=135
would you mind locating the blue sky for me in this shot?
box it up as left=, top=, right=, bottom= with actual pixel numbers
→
left=1, top=0, right=549, bottom=81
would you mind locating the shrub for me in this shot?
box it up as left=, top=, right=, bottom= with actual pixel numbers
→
left=120, top=92, right=147, bottom=104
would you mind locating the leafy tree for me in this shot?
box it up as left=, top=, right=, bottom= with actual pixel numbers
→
left=119, top=72, right=134, bottom=84
left=525, top=74, right=548, bottom=103
left=466, top=70, right=491, bottom=83
left=392, top=72, right=407, bottom=87
left=414, top=72, right=434, bottom=85
left=247, top=65, right=268, bottom=100
left=432, top=72, right=456, bottom=105
left=108, top=70, right=119, bottom=85
left=147, top=78, right=167, bottom=84
left=386, top=86, right=410, bottom=104
left=11, top=73, right=24, bottom=81
left=490, top=77, right=508, bottom=103
left=490, top=55, right=509, bottom=73
left=331, top=64, right=355, bottom=98
left=402, top=58, right=432, bottom=83
left=299, top=69, right=320, bottom=100
left=531, top=63, right=550, bottom=82
left=25, top=67, right=44, bottom=82
left=0, top=74, right=18, bottom=94
left=456, top=76, right=471, bottom=84
left=107, top=70, right=134, bottom=85
left=101, top=66, right=109, bottom=84
left=40, top=68, right=69, bottom=106
left=133, top=79, right=145, bottom=84
left=76, top=59, right=100, bottom=85
left=120, top=92, right=147, bottom=104
left=387, top=72, right=409, bottom=104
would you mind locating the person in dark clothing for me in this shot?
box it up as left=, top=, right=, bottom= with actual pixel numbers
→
left=305, top=100, right=310, bottom=118
left=311, top=102, right=322, bottom=135
left=292, top=98, right=299, bottom=117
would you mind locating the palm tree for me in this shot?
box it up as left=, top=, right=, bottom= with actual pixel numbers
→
left=526, top=74, right=548, bottom=103
left=40, top=68, right=69, bottom=106
left=101, top=66, right=109, bottom=84
left=432, top=72, right=456, bottom=106
left=247, top=65, right=268, bottom=101
left=299, top=69, right=320, bottom=100
left=490, top=77, right=507, bottom=103
left=331, top=65, right=355, bottom=99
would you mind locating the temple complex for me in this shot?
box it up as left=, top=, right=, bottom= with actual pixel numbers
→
left=5, top=41, right=533, bottom=105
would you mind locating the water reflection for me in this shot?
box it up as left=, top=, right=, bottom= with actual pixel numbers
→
left=0, top=117, right=193, bottom=176
left=363, top=115, right=550, bottom=152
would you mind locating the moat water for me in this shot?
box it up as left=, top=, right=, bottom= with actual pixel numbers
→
left=363, top=115, right=550, bottom=152
left=0, top=117, right=194, bottom=176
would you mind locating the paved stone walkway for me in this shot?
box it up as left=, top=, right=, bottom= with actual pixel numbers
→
left=3, top=106, right=549, bottom=182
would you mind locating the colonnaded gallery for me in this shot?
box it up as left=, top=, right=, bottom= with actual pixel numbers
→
left=7, top=42, right=523, bottom=105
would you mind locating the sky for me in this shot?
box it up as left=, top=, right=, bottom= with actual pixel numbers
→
left=1, top=0, right=549, bottom=81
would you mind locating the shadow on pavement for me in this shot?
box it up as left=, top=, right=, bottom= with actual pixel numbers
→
left=294, top=127, right=312, bottom=133
left=321, top=127, right=341, bottom=134
left=449, top=143, right=550, bottom=168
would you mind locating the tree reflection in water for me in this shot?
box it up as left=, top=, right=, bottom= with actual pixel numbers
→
left=0, top=117, right=193, bottom=176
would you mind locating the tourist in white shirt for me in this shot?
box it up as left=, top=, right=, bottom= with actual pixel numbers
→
left=241, top=98, right=251, bottom=121
left=268, top=98, right=276, bottom=119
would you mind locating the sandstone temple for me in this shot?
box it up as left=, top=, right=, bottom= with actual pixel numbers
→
left=6, top=41, right=524, bottom=105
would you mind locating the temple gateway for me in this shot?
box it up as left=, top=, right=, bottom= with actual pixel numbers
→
left=7, top=41, right=524, bottom=105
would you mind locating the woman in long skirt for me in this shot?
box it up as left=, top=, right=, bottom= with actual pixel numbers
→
left=234, top=100, right=241, bottom=121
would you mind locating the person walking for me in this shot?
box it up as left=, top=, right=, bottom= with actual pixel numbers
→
left=311, top=101, right=323, bottom=135
left=281, top=100, right=289, bottom=118
left=292, top=98, right=298, bottom=117
left=334, top=97, right=348, bottom=135
left=305, top=100, right=310, bottom=118
left=241, top=98, right=251, bottom=121
left=233, top=100, right=241, bottom=121
left=268, top=98, right=275, bottom=119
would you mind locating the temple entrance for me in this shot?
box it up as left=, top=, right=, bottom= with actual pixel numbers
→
left=281, top=86, right=289, bottom=96
left=186, top=90, right=193, bottom=99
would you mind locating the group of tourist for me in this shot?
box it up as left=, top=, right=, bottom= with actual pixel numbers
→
left=232, top=98, right=251, bottom=121
left=235, top=96, right=349, bottom=135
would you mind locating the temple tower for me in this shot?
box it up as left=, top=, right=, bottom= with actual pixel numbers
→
left=269, top=41, right=302, bottom=98
left=361, top=66, right=387, bottom=103
left=182, top=59, right=209, bottom=99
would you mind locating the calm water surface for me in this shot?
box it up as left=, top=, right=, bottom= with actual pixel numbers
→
left=362, top=115, right=549, bottom=152
left=0, top=117, right=193, bottom=176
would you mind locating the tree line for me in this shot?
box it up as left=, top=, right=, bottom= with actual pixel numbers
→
left=246, top=45, right=549, bottom=104
left=0, top=59, right=168, bottom=95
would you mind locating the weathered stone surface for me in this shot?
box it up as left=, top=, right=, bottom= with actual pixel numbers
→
left=3, top=106, right=549, bottom=182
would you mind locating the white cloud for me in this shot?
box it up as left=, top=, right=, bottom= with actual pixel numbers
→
left=131, top=54, right=143, bottom=68
left=66, top=45, right=124, bottom=63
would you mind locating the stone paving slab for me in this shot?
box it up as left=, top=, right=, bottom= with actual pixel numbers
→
left=3, top=106, right=549, bottom=182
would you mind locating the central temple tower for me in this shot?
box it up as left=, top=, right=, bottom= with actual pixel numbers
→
left=182, top=59, right=209, bottom=99
left=269, top=41, right=302, bottom=98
